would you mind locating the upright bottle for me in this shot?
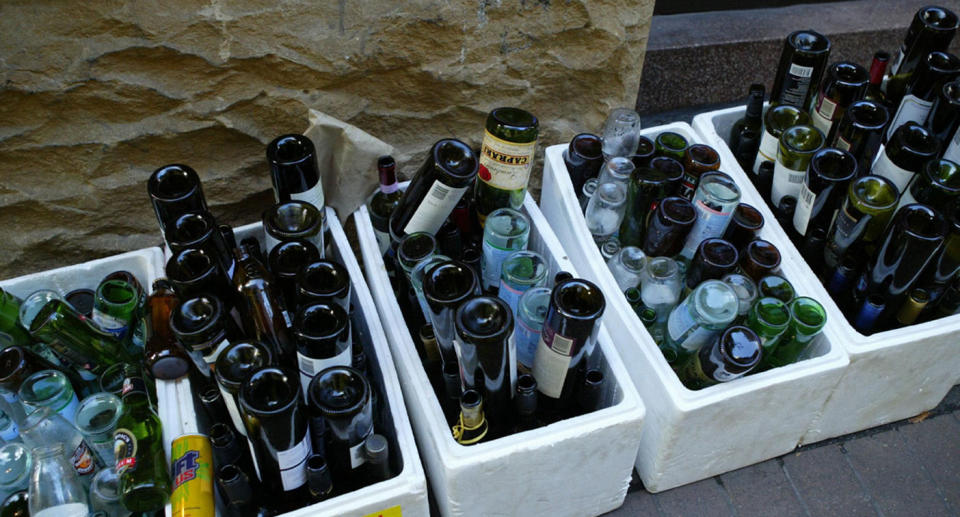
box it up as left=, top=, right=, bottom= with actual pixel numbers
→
left=369, top=156, right=404, bottom=255
left=930, top=80, right=960, bottom=163
left=772, top=124, right=825, bottom=207
left=810, top=62, right=870, bottom=139
left=232, top=244, right=296, bottom=370
left=882, top=6, right=959, bottom=106
left=885, top=50, right=960, bottom=142
left=770, top=30, right=832, bottom=110
left=753, top=105, right=811, bottom=175
left=388, top=139, right=478, bottom=242
left=474, top=108, right=539, bottom=224
left=831, top=100, right=890, bottom=174
left=267, top=134, right=325, bottom=217
left=872, top=122, right=940, bottom=192
left=730, top=84, right=766, bottom=172
left=113, top=369, right=170, bottom=512
left=28, top=444, right=88, bottom=517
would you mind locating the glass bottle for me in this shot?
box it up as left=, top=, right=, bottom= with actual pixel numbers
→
left=933, top=80, right=960, bottom=162
left=619, top=162, right=685, bottom=247
left=303, top=455, right=333, bottom=503
left=514, top=374, right=540, bottom=432
left=579, top=178, right=598, bottom=213
left=0, top=411, right=19, bottom=444
left=678, top=144, right=720, bottom=199
left=113, top=371, right=170, bottom=512
left=763, top=297, right=827, bottom=368
left=896, top=288, right=930, bottom=326
left=423, top=261, right=479, bottom=366
left=27, top=444, right=88, bottom=517
left=18, top=370, right=79, bottom=424
left=437, top=218, right=464, bottom=261
left=607, top=246, right=647, bottom=291
left=452, top=389, right=488, bottom=445
left=811, top=62, right=870, bottom=139
left=269, top=240, right=321, bottom=312
left=411, top=255, right=452, bottom=323
left=147, top=164, right=208, bottom=235
left=454, top=297, right=515, bottom=437
left=397, top=232, right=437, bottom=279
left=0, top=346, right=83, bottom=414
left=640, top=257, right=682, bottom=343
left=600, top=238, right=621, bottom=261
left=739, top=240, right=782, bottom=282
left=876, top=123, right=942, bottom=194
left=208, top=423, right=256, bottom=486
left=900, top=158, right=960, bottom=212
left=831, top=99, right=890, bottom=174
left=678, top=326, right=762, bottom=390
left=576, top=369, right=605, bottom=414
left=722, top=204, right=764, bottom=252
left=362, top=434, right=391, bottom=484
left=389, top=139, right=478, bottom=242
left=917, top=205, right=960, bottom=304
left=564, top=133, right=604, bottom=196
left=294, top=302, right=352, bottom=396
left=480, top=208, right=530, bottom=292
left=758, top=275, right=796, bottom=303
left=369, top=155, right=404, bottom=254
left=306, top=366, right=373, bottom=494
left=631, top=136, right=656, bottom=169
left=262, top=200, right=325, bottom=256
left=771, top=29, right=832, bottom=110
left=498, top=250, right=548, bottom=315
left=232, top=245, right=295, bottom=370
left=298, top=260, right=351, bottom=311
left=643, top=197, right=696, bottom=257
left=685, top=239, right=739, bottom=293
left=532, top=279, right=605, bottom=415
left=865, top=51, right=890, bottom=104
left=585, top=181, right=628, bottom=245
left=267, top=134, right=325, bottom=218
left=73, top=393, right=122, bottom=469
left=664, top=280, right=738, bottom=360
left=746, top=296, right=791, bottom=356
left=19, top=408, right=97, bottom=486
left=600, top=108, right=642, bottom=159
left=754, top=104, right=812, bottom=174
left=216, top=464, right=268, bottom=516
left=214, top=341, right=273, bottom=436
left=655, top=132, right=689, bottom=162
left=0, top=290, right=30, bottom=349
left=28, top=299, right=135, bottom=378
left=679, top=172, right=742, bottom=260
left=595, top=156, right=636, bottom=189
left=165, top=248, right=233, bottom=304
left=170, top=294, right=241, bottom=368
left=165, top=211, right=235, bottom=278
left=515, top=287, right=550, bottom=373
left=823, top=175, right=900, bottom=270
left=729, top=84, right=766, bottom=172
left=886, top=50, right=960, bottom=142
left=772, top=124, right=825, bottom=207
left=475, top=107, right=539, bottom=222
left=0, top=444, right=30, bottom=497
left=142, top=282, right=194, bottom=382
left=88, top=467, right=125, bottom=517
left=240, top=367, right=311, bottom=510
left=883, top=6, right=960, bottom=106
left=794, top=148, right=858, bottom=240
left=723, top=273, right=759, bottom=318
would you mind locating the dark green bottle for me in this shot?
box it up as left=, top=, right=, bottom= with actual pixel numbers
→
left=114, top=370, right=170, bottom=512
left=810, top=62, right=870, bottom=140
left=0, top=289, right=30, bottom=348
left=678, top=326, right=762, bottom=390
left=474, top=108, right=539, bottom=225
left=29, top=299, right=136, bottom=377
left=872, top=122, right=940, bottom=194
left=830, top=100, right=889, bottom=175
left=753, top=105, right=811, bottom=175
left=655, top=132, right=689, bottom=161
left=899, top=158, right=960, bottom=211
left=885, top=50, right=960, bottom=143
left=618, top=164, right=682, bottom=247
left=793, top=148, right=857, bottom=239
left=823, top=175, right=900, bottom=271
left=883, top=6, right=959, bottom=106
left=730, top=84, right=766, bottom=172
left=770, top=30, right=832, bottom=111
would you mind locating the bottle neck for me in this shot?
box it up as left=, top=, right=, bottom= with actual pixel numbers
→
left=379, top=165, right=399, bottom=194
left=869, top=54, right=888, bottom=86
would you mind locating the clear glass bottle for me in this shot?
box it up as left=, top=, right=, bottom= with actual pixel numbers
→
left=515, top=287, right=551, bottom=372
left=0, top=411, right=19, bottom=444
left=88, top=467, right=125, bottom=517
left=27, top=444, right=88, bottom=517
left=664, top=279, right=738, bottom=360
left=585, top=181, right=628, bottom=244
left=600, top=238, right=621, bottom=261
left=607, top=246, right=647, bottom=291
left=18, top=370, right=79, bottom=425
left=679, top=172, right=742, bottom=260
left=73, top=393, right=123, bottom=468
left=722, top=273, right=759, bottom=317
left=772, top=124, right=825, bottom=207
left=640, top=257, right=682, bottom=343
left=498, top=250, right=548, bottom=315
left=600, top=108, right=642, bottom=159
left=579, top=178, right=599, bottom=213
left=0, top=444, right=30, bottom=496
left=596, top=156, right=636, bottom=190
left=480, top=208, right=531, bottom=292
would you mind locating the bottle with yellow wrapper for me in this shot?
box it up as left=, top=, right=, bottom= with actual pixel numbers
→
left=474, top=107, right=539, bottom=225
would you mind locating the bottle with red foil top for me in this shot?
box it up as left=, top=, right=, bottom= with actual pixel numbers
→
left=865, top=51, right=891, bottom=106
left=369, top=155, right=403, bottom=254
left=113, top=368, right=170, bottom=512
left=474, top=108, right=539, bottom=225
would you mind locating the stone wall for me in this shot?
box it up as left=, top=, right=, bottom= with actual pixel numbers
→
left=0, top=0, right=654, bottom=278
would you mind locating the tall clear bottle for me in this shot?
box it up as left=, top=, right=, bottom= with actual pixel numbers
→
left=28, top=444, right=88, bottom=517
left=474, top=108, right=539, bottom=223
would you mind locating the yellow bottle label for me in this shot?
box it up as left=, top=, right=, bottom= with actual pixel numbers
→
left=478, top=130, right=536, bottom=191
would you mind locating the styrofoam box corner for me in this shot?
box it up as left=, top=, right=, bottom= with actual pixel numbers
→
left=539, top=122, right=850, bottom=492
left=354, top=193, right=645, bottom=517
left=693, top=106, right=960, bottom=443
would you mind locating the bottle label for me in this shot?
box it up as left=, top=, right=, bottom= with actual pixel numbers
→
left=514, top=314, right=542, bottom=370
left=374, top=228, right=391, bottom=255
left=532, top=325, right=576, bottom=399
left=678, top=172, right=698, bottom=199
left=666, top=303, right=716, bottom=353
left=871, top=149, right=915, bottom=192
left=753, top=128, right=779, bottom=174
left=403, top=180, right=469, bottom=236
left=276, top=435, right=312, bottom=491
left=218, top=385, right=247, bottom=437
left=33, top=503, right=89, bottom=517
left=771, top=160, right=805, bottom=207
left=812, top=93, right=838, bottom=135
left=497, top=279, right=527, bottom=315
left=681, top=199, right=733, bottom=258
left=297, top=343, right=352, bottom=397
left=349, top=440, right=367, bottom=469
left=836, top=135, right=852, bottom=151
left=780, top=63, right=815, bottom=108
left=290, top=181, right=325, bottom=211
left=886, top=94, right=934, bottom=140
left=793, top=181, right=817, bottom=235
left=114, top=429, right=137, bottom=474
left=944, top=129, right=960, bottom=164
left=478, top=130, right=537, bottom=191
left=91, top=308, right=128, bottom=339
left=889, top=47, right=906, bottom=76
left=481, top=240, right=517, bottom=291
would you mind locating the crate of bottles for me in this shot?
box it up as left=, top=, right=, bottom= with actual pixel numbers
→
left=159, top=208, right=430, bottom=517
left=539, top=121, right=849, bottom=492
left=355, top=192, right=645, bottom=517
left=693, top=103, right=960, bottom=442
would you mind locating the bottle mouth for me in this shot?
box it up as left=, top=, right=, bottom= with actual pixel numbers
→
left=647, top=257, right=679, bottom=280
left=424, top=261, right=478, bottom=305
left=656, top=132, right=688, bottom=152
left=267, top=134, right=316, bottom=166
left=925, top=159, right=960, bottom=191
left=686, top=144, right=719, bottom=168
left=699, top=239, right=738, bottom=269
left=553, top=278, right=606, bottom=320
left=167, top=248, right=216, bottom=282
left=659, top=197, right=697, bottom=225
left=900, top=204, right=947, bottom=240
left=745, top=240, right=781, bottom=269
left=698, top=172, right=741, bottom=203
left=19, top=369, right=68, bottom=405
left=634, top=136, right=656, bottom=159
left=98, top=280, right=136, bottom=307
left=455, top=296, right=513, bottom=342
left=377, top=155, right=395, bottom=170
left=267, top=201, right=321, bottom=234
left=398, top=232, right=438, bottom=265
left=296, top=302, right=349, bottom=341
left=647, top=156, right=684, bottom=182
left=790, top=297, right=827, bottom=332
left=811, top=148, right=857, bottom=181
left=171, top=295, right=222, bottom=341
left=208, top=422, right=234, bottom=448
left=490, top=107, right=539, bottom=132
left=149, top=164, right=200, bottom=201
left=720, top=326, right=761, bottom=369
left=896, top=123, right=940, bottom=156
left=927, top=51, right=960, bottom=75
left=755, top=297, right=790, bottom=327
left=240, top=367, right=300, bottom=415
left=215, top=342, right=273, bottom=388
left=269, top=240, right=320, bottom=276
left=307, top=366, right=370, bottom=418
left=570, top=134, right=602, bottom=161
left=0, top=347, right=25, bottom=385
left=783, top=125, right=825, bottom=154
left=694, top=280, right=738, bottom=325
left=75, top=393, right=123, bottom=435
left=733, top=203, right=764, bottom=230
left=848, top=101, right=890, bottom=129
left=432, top=139, right=478, bottom=180
left=921, top=6, right=959, bottom=31
left=299, top=260, right=349, bottom=298
left=789, top=29, right=830, bottom=53
left=833, top=61, right=869, bottom=87
left=853, top=176, right=899, bottom=211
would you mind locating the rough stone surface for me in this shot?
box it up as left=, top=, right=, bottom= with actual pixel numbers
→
left=0, top=0, right=654, bottom=278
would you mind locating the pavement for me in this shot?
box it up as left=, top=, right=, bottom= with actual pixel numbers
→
left=606, top=384, right=960, bottom=517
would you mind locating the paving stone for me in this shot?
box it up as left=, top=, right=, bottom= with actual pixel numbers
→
left=898, top=414, right=960, bottom=515
left=782, top=443, right=876, bottom=517
left=720, top=459, right=805, bottom=517
left=652, top=477, right=734, bottom=517
left=604, top=488, right=662, bottom=517
left=843, top=428, right=953, bottom=517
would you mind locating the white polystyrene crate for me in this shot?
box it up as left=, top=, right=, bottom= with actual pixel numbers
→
left=539, top=121, right=849, bottom=492
left=693, top=106, right=960, bottom=443
left=354, top=193, right=645, bottom=517
left=156, top=209, right=429, bottom=517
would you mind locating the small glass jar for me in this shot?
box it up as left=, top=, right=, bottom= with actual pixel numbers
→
left=0, top=443, right=31, bottom=495
left=18, top=370, right=79, bottom=424
left=585, top=181, right=627, bottom=244
left=27, top=443, right=88, bottom=517
left=515, top=287, right=551, bottom=372
left=498, top=250, right=549, bottom=315
left=722, top=273, right=759, bottom=317
left=89, top=467, right=125, bottom=517
left=607, top=246, right=647, bottom=291
left=73, top=393, right=123, bottom=468
left=480, top=208, right=531, bottom=292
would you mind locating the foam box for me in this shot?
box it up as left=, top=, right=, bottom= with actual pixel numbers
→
left=354, top=194, right=645, bottom=517
left=539, top=122, right=849, bottom=492
left=694, top=106, right=960, bottom=443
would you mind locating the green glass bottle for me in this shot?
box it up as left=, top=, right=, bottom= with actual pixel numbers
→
left=830, top=100, right=889, bottom=175
left=753, top=105, right=811, bottom=175
left=0, top=289, right=30, bottom=348
left=898, top=158, right=960, bottom=212
left=29, top=299, right=136, bottom=378
left=885, top=51, right=960, bottom=143
left=823, top=175, right=900, bottom=271
left=757, top=275, right=796, bottom=303
left=762, top=297, right=827, bottom=369
left=883, top=6, right=959, bottom=106
left=113, top=369, right=170, bottom=512
left=474, top=108, right=539, bottom=225
left=654, top=132, right=689, bottom=161
left=772, top=124, right=825, bottom=207
left=92, top=279, right=139, bottom=341
left=745, top=296, right=791, bottom=357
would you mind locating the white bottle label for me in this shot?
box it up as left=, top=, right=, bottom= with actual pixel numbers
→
left=789, top=63, right=814, bottom=78
left=889, top=47, right=906, bottom=76
left=811, top=94, right=838, bottom=135
left=871, top=149, right=915, bottom=192
left=349, top=439, right=368, bottom=469
left=836, top=135, right=852, bottom=151
left=944, top=129, right=960, bottom=164
left=403, top=181, right=469, bottom=235
left=793, top=181, right=817, bottom=236
left=290, top=181, right=325, bottom=212
left=753, top=128, right=779, bottom=174
left=481, top=240, right=517, bottom=291
left=297, top=341, right=352, bottom=397
left=479, top=130, right=537, bottom=190
left=91, top=308, right=128, bottom=338
left=666, top=304, right=716, bottom=353
left=532, top=328, right=575, bottom=399
left=33, top=503, right=89, bottom=517
left=219, top=384, right=247, bottom=437
left=277, top=435, right=312, bottom=491
left=886, top=94, right=934, bottom=140
left=771, top=160, right=806, bottom=207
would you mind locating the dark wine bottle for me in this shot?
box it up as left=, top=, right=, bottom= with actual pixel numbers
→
left=930, top=79, right=960, bottom=163
left=166, top=211, right=235, bottom=278
left=883, top=6, right=959, bottom=106
left=369, top=155, right=404, bottom=255
left=232, top=246, right=296, bottom=371
left=147, top=164, right=207, bottom=235
left=916, top=205, right=960, bottom=306
left=165, top=248, right=234, bottom=305
left=214, top=340, right=272, bottom=436
left=618, top=163, right=684, bottom=248
left=678, top=326, right=762, bottom=389
left=422, top=260, right=479, bottom=366
left=899, top=158, right=960, bottom=212
left=885, top=50, right=960, bottom=142
left=642, top=196, right=697, bottom=257
left=823, top=175, right=900, bottom=271
left=722, top=203, right=764, bottom=251
left=831, top=100, right=890, bottom=176
left=262, top=201, right=325, bottom=257
left=267, top=134, right=325, bottom=214
left=294, top=302, right=352, bottom=396
left=872, top=122, right=940, bottom=193
left=298, top=260, right=351, bottom=311
left=729, top=84, right=766, bottom=172
left=770, top=30, right=832, bottom=110
left=684, top=239, right=739, bottom=292
left=678, top=144, right=721, bottom=200
left=268, top=239, right=321, bottom=313
left=793, top=148, right=858, bottom=240
left=563, top=133, right=604, bottom=198
left=810, top=62, right=870, bottom=140
left=171, top=295, right=241, bottom=371
left=865, top=51, right=891, bottom=105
